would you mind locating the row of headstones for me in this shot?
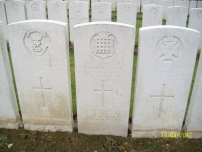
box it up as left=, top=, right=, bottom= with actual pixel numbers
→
left=0, top=19, right=202, bottom=138
left=1, top=0, right=202, bottom=44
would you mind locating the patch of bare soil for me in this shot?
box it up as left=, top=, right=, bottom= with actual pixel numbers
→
left=0, top=127, right=202, bottom=152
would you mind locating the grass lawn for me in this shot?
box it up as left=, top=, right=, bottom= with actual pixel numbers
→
left=7, top=12, right=201, bottom=119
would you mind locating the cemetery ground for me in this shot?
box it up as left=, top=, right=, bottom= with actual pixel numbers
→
left=0, top=13, right=202, bottom=152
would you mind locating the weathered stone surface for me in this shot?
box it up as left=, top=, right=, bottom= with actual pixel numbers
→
left=92, top=2, right=111, bottom=22
left=8, top=20, right=73, bottom=132
left=5, top=0, right=26, bottom=24
left=189, top=1, right=197, bottom=14
left=0, top=1, right=7, bottom=39
left=69, top=1, right=89, bottom=43
left=100, top=0, right=115, bottom=11
left=157, top=0, right=173, bottom=19
left=188, top=8, right=202, bottom=50
left=132, top=26, right=200, bottom=138
left=0, top=22, right=20, bottom=129
left=48, top=1, right=68, bottom=23
left=117, top=3, right=137, bottom=26
left=166, top=6, right=188, bottom=27
left=185, top=47, right=202, bottom=138
left=174, top=0, right=189, bottom=8
left=26, top=1, right=47, bottom=20
left=197, top=1, right=202, bottom=8
left=117, top=0, right=140, bottom=12
left=141, top=0, right=158, bottom=12
left=142, top=4, right=163, bottom=27
left=74, top=22, right=135, bottom=137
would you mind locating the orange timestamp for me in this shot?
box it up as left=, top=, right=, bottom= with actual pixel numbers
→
left=162, top=132, right=192, bottom=138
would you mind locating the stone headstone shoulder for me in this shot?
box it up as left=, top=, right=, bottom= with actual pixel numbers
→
left=5, top=0, right=26, bottom=24
left=26, top=1, right=47, bottom=20
left=141, top=0, right=158, bottom=13
left=48, top=1, right=68, bottom=23
left=8, top=20, right=73, bottom=132
left=0, top=21, right=20, bottom=129
left=117, top=3, right=137, bottom=26
left=142, top=4, right=163, bottom=27
left=92, top=2, right=111, bottom=22
left=69, top=1, right=89, bottom=44
left=189, top=1, right=197, bottom=15
left=117, top=0, right=140, bottom=12
left=157, top=0, right=173, bottom=20
left=100, top=0, right=116, bottom=11
left=0, top=1, right=8, bottom=39
left=74, top=22, right=135, bottom=137
left=188, top=8, right=202, bottom=50
left=185, top=49, right=202, bottom=138
left=132, top=26, right=200, bottom=138
left=197, top=1, right=202, bottom=8
left=174, top=0, right=189, bottom=8
left=166, top=6, right=188, bottom=27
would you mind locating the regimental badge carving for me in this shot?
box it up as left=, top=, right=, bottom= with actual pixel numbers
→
left=90, top=32, right=117, bottom=59
left=197, top=11, right=202, bottom=18
left=31, top=3, right=40, bottom=11
left=124, top=5, right=131, bottom=13
left=149, top=7, right=158, bottom=17
left=173, top=9, right=182, bottom=19
left=11, top=3, right=19, bottom=12
left=52, top=2, right=61, bottom=13
left=156, top=35, right=183, bottom=62
left=24, top=29, right=50, bottom=56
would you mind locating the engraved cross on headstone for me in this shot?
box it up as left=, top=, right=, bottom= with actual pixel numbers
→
left=33, top=77, right=52, bottom=108
left=70, top=5, right=88, bottom=24
left=94, top=80, right=113, bottom=107
left=151, top=84, right=174, bottom=117
left=93, top=4, right=110, bottom=21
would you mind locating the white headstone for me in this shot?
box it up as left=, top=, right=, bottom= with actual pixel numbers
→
left=174, top=1, right=189, bottom=8
left=166, top=6, right=188, bottom=27
left=64, top=0, right=71, bottom=9
left=141, top=0, right=158, bottom=12
left=0, top=1, right=7, bottom=39
left=117, top=0, right=140, bottom=12
left=8, top=20, right=73, bottom=132
left=157, top=0, right=173, bottom=19
left=70, top=0, right=90, bottom=9
left=26, top=1, right=47, bottom=20
left=142, top=4, right=163, bottom=27
left=188, top=8, right=202, bottom=50
left=100, top=0, right=116, bottom=11
left=132, top=26, right=200, bottom=138
left=74, top=22, right=135, bottom=137
left=117, top=3, right=137, bottom=26
left=5, top=0, right=26, bottom=24
left=0, top=22, right=20, bottom=129
left=92, top=2, right=111, bottom=22
left=69, top=1, right=89, bottom=43
left=197, top=1, right=202, bottom=8
left=48, top=1, right=68, bottom=23
left=189, top=1, right=197, bottom=14
left=185, top=50, right=202, bottom=138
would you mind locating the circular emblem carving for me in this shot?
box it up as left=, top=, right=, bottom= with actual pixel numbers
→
left=124, top=6, right=131, bottom=13
left=149, top=7, right=158, bottom=17
left=197, top=11, right=202, bottom=18
left=156, top=36, right=183, bottom=62
left=11, top=3, right=19, bottom=12
left=24, top=29, right=50, bottom=56
left=31, top=3, right=40, bottom=11
left=52, top=2, right=61, bottom=13
left=173, top=9, right=182, bottom=19
left=90, top=32, right=117, bottom=59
